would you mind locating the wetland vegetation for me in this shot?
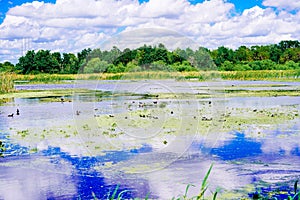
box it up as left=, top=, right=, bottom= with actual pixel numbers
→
left=0, top=41, right=299, bottom=199
left=1, top=79, right=300, bottom=199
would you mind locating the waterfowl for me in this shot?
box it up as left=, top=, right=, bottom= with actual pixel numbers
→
left=8, top=113, right=14, bottom=117
left=16, top=109, right=20, bottom=115
left=201, top=116, right=212, bottom=121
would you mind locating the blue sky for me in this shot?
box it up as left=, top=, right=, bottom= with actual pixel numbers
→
left=0, top=0, right=299, bottom=63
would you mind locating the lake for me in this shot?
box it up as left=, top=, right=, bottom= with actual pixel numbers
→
left=1, top=79, right=300, bottom=199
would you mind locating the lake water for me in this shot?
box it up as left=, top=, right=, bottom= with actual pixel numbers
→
left=1, top=80, right=300, bottom=199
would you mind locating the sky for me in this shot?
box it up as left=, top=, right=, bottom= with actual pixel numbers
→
left=0, top=0, right=299, bottom=63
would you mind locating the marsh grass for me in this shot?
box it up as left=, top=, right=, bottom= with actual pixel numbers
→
left=14, top=73, right=76, bottom=83
left=0, top=72, right=15, bottom=93
left=219, top=70, right=300, bottom=80
left=12, top=70, right=300, bottom=84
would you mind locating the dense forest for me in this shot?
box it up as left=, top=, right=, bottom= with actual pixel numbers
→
left=0, top=40, right=299, bottom=74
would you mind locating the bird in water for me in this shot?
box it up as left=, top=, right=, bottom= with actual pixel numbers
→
left=16, top=109, right=20, bottom=115
left=8, top=113, right=14, bottom=117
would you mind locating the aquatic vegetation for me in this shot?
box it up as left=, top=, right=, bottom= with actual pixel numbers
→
left=250, top=180, right=300, bottom=200
left=2, top=79, right=300, bottom=199
left=0, top=141, right=6, bottom=157
left=0, top=88, right=91, bottom=99
left=17, top=130, right=29, bottom=138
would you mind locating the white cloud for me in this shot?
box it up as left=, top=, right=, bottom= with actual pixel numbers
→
left=263, top=0, right=300, bottom=10
left=0, top=0, right=299, bottom=63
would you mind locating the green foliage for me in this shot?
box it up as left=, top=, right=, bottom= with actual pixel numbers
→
left=0, top=61, right=15, bottom=72
left=197, top=163, right=214, bottom=200
left=84, top=58, right=109, bottom=73
left=2, top=40, right=298, bottom=74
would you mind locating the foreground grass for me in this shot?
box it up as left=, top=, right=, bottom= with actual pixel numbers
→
left=92, top=164, right=217, bottom=200
left=11, top=70, right=300, bottom=84
left=90, top=164, right=299, bottom=200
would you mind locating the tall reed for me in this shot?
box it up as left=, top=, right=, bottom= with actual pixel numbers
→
left=0, top=72, right=15, bottom=93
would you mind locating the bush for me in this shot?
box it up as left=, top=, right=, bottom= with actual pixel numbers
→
left=285, top=60, right=299, bottom=69
left=107, top=63, right=126, bottom=73
left=220, top=61, right=234, bottom=71
left=125, top=62, right=141, bottom=72
left=84, top=58, right=109, bottom=73
left=171, top=61, right=197, bottom=72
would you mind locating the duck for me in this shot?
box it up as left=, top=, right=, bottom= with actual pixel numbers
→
left=16, top=109, right=20, bottom=115
left=8, top=113, right=14, bottom=117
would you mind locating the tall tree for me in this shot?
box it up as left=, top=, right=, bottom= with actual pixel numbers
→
left=16, top=50, right=36, bottom=74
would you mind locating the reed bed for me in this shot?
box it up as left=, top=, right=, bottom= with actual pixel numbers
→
left=0, top=72, right=16, bottom=93
left=11, top=70, right=300, bottom=84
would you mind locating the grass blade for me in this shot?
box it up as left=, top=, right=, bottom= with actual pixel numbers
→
left=92, top=192, right=98, bottom=200
left=183, top=184, right=195, bottom=199
left=110, top=185, right=119, bottom=200
left=117, top=189, right=129, bottom=200
left=197, top=163, right=213, bottom=200
left=212, top=191, right=218, bottom=200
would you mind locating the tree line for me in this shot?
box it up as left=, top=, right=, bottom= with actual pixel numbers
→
left=0, top=40, right=299, bottom=74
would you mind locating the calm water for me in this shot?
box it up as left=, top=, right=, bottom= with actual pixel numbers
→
left=1, top=80, right=300, bottom=199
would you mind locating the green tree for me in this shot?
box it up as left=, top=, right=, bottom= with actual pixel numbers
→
left=211, top=46, right=234, bottom=67
left=279, top=47, right=300, bottom=64
left=84, top=57, right=109, bottom=73
left=34, top=50, right=57, bottom=73
left=51, top=52, right=63, bottom=73
left=0, top=61, right=15, bottom=72
left=62, top=53, right=79, bottom=74
left=234, top=46, right=252, bottom=62
left=16, top=50, right=36, bottom=74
